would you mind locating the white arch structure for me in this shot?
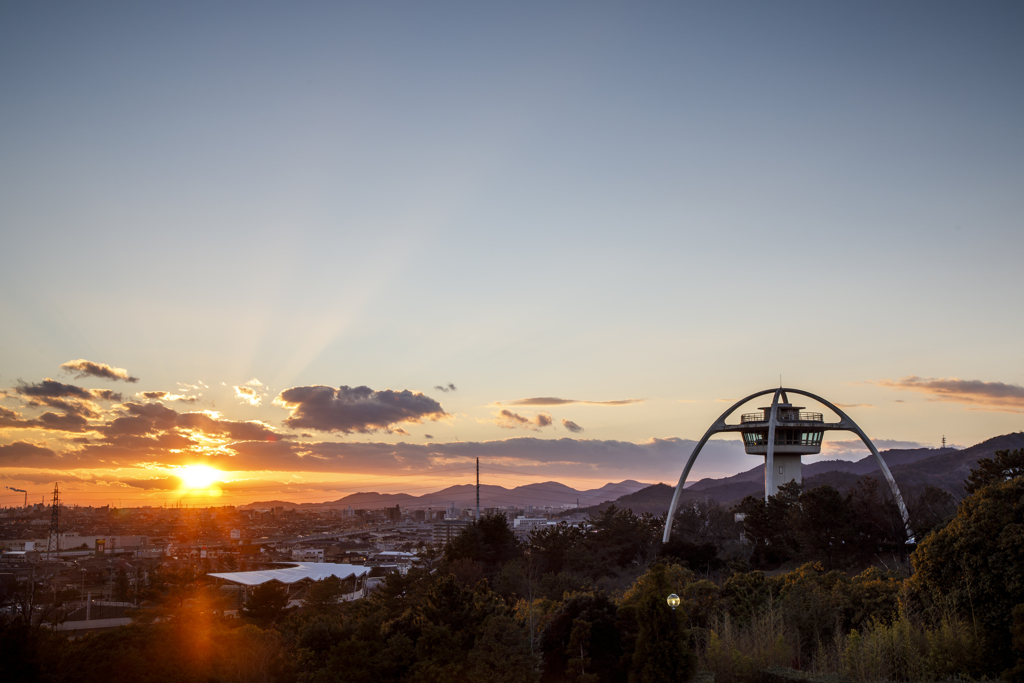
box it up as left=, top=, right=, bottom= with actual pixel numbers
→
left=662, top=388, right=914, bottom=544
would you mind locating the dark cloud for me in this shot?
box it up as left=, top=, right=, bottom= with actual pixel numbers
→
left=14, top=379, right=122, bottom=418
left=0, top=406, right=90, bottom=433
left=495, top=410, right=553, bottom=430
left=505, top=396, right=643, bottom=406
left=25, top=396, right=101, bottom=418
left=276, top=385, right=447, bottom=434
left=434, top=383, right=457, bottom=393
left=424, top=434, right=434, bottom=439
left=17, top=379, right=99, bottom=400
left=60, top=359, right=139, bottom=383
left=872, top=376, right=1024, bottom=412
left=561, top=419, right=584, bottom=433
left=0, top=441, right=61, bottom=466
left=125, top=402, right=179, bottom=429
left=33, top=412, right=91, bottom=432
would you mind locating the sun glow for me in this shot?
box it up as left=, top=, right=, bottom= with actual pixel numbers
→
left=178, top=465, right=221, bottom=489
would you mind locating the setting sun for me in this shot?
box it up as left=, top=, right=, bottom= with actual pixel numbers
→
left=178, top=465, right=221, bottom=490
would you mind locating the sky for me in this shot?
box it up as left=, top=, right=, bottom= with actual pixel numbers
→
left=1, top=2, right=1022, bottom=508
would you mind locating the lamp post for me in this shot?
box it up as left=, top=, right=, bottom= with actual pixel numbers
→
left=667, top=593, right=680, bottom=624
left=667, top=594, right=681, bottom=681
left=524, top=548, right=534, bottom=655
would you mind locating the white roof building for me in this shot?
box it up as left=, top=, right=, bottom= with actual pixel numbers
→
left=208, top=562, right=369, bottom=587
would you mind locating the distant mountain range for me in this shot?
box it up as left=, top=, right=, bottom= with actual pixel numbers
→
left=240, top=480, right=651, bottom=511
left=571, top=432, right=1024, bottom=516
left=242, top=432, right=1024, bottom=516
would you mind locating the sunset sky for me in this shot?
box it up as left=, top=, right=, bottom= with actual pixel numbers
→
left=2, top=3, right=1022, bottom=507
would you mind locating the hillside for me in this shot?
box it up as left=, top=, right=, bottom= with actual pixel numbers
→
left=241, top=479, right=650, bottom=511
left=574, top=432, right=1024, bottom=517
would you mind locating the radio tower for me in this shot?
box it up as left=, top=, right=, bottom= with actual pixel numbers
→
left=46, top=483, right=60, bottom=561
left=475, top=458, right=480, bottom=522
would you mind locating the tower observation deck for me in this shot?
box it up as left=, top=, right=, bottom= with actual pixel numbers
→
left=662, top=387, right=914, bottom=545
left=738, top=401, right=823, bottom=495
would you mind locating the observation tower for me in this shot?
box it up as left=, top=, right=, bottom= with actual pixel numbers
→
left=662, top=387, right=913, bottom=544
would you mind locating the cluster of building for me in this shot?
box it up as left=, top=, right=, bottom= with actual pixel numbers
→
left=0, top=498, right=586, bottom=636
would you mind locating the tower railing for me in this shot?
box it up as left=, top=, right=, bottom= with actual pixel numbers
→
left=740, top=411, right=822, bottom=423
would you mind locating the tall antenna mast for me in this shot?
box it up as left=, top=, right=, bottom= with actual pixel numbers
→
left=942, top=435, right=946, bottom=449
left=475, top=457, right=480, bottom=522
left=47, top=482, right=60, bottom=561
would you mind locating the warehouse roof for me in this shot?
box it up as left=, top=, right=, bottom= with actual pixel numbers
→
left=208, top=562, right=370, bottom=586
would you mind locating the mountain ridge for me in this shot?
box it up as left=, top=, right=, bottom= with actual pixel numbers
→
left=239, top=479, right=650, bottom=510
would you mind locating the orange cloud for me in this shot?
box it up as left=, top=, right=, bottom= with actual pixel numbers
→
left=504, top=396, right=643, bottom=406
left=872, top=376, right=1024, bottom=412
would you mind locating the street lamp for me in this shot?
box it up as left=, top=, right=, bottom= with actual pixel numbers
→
left=667, top=593, right=680, bottom=639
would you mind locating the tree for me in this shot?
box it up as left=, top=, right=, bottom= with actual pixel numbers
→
left=733, top=481, right=802, bottom=568
left=1006, top=603, right=1024, bottom=682
left=240, top=582, right=290, bottom=626
left=965, top=447, right=1024, bottom=494
left=114, top=568, right=131, bottom=602
left=842, top=477, right=909, bottom=566
left=586, top=505, right=661, bottom=570
left=911, top=476, right=1024, bottom=674
left=670, top=499, right=738, bottom=546
left=566, top=618, right=599, bottom=683
left=301, top=575, right=348, bottom=616
left=540, top=593, right=625, bottom=683
left=528, top=521, right=589, bottom=575
left=467, top=615, right=540, bottom=683
left=445, top=513, right=522, bottom=577
left=905, top=485, right=957, bottom=540
left=792, top=485, right=851, bottom=569
left=628, top=592, right=696, bottom=683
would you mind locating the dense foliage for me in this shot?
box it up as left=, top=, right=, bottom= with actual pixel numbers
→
left=2, top=455, right=1022, bottom=683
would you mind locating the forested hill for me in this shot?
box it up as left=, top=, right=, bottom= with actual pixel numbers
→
left=573, top=431, right=1024, bottom=516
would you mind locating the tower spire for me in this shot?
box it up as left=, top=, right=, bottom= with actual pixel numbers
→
left=475, top=457, right=480, bottom=522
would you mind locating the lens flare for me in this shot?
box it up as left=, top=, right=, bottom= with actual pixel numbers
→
left=178, top=465, right=220, bottom=489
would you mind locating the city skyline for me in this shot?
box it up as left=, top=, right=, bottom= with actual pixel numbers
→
left=2, top=3, right=1022, bottom=506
